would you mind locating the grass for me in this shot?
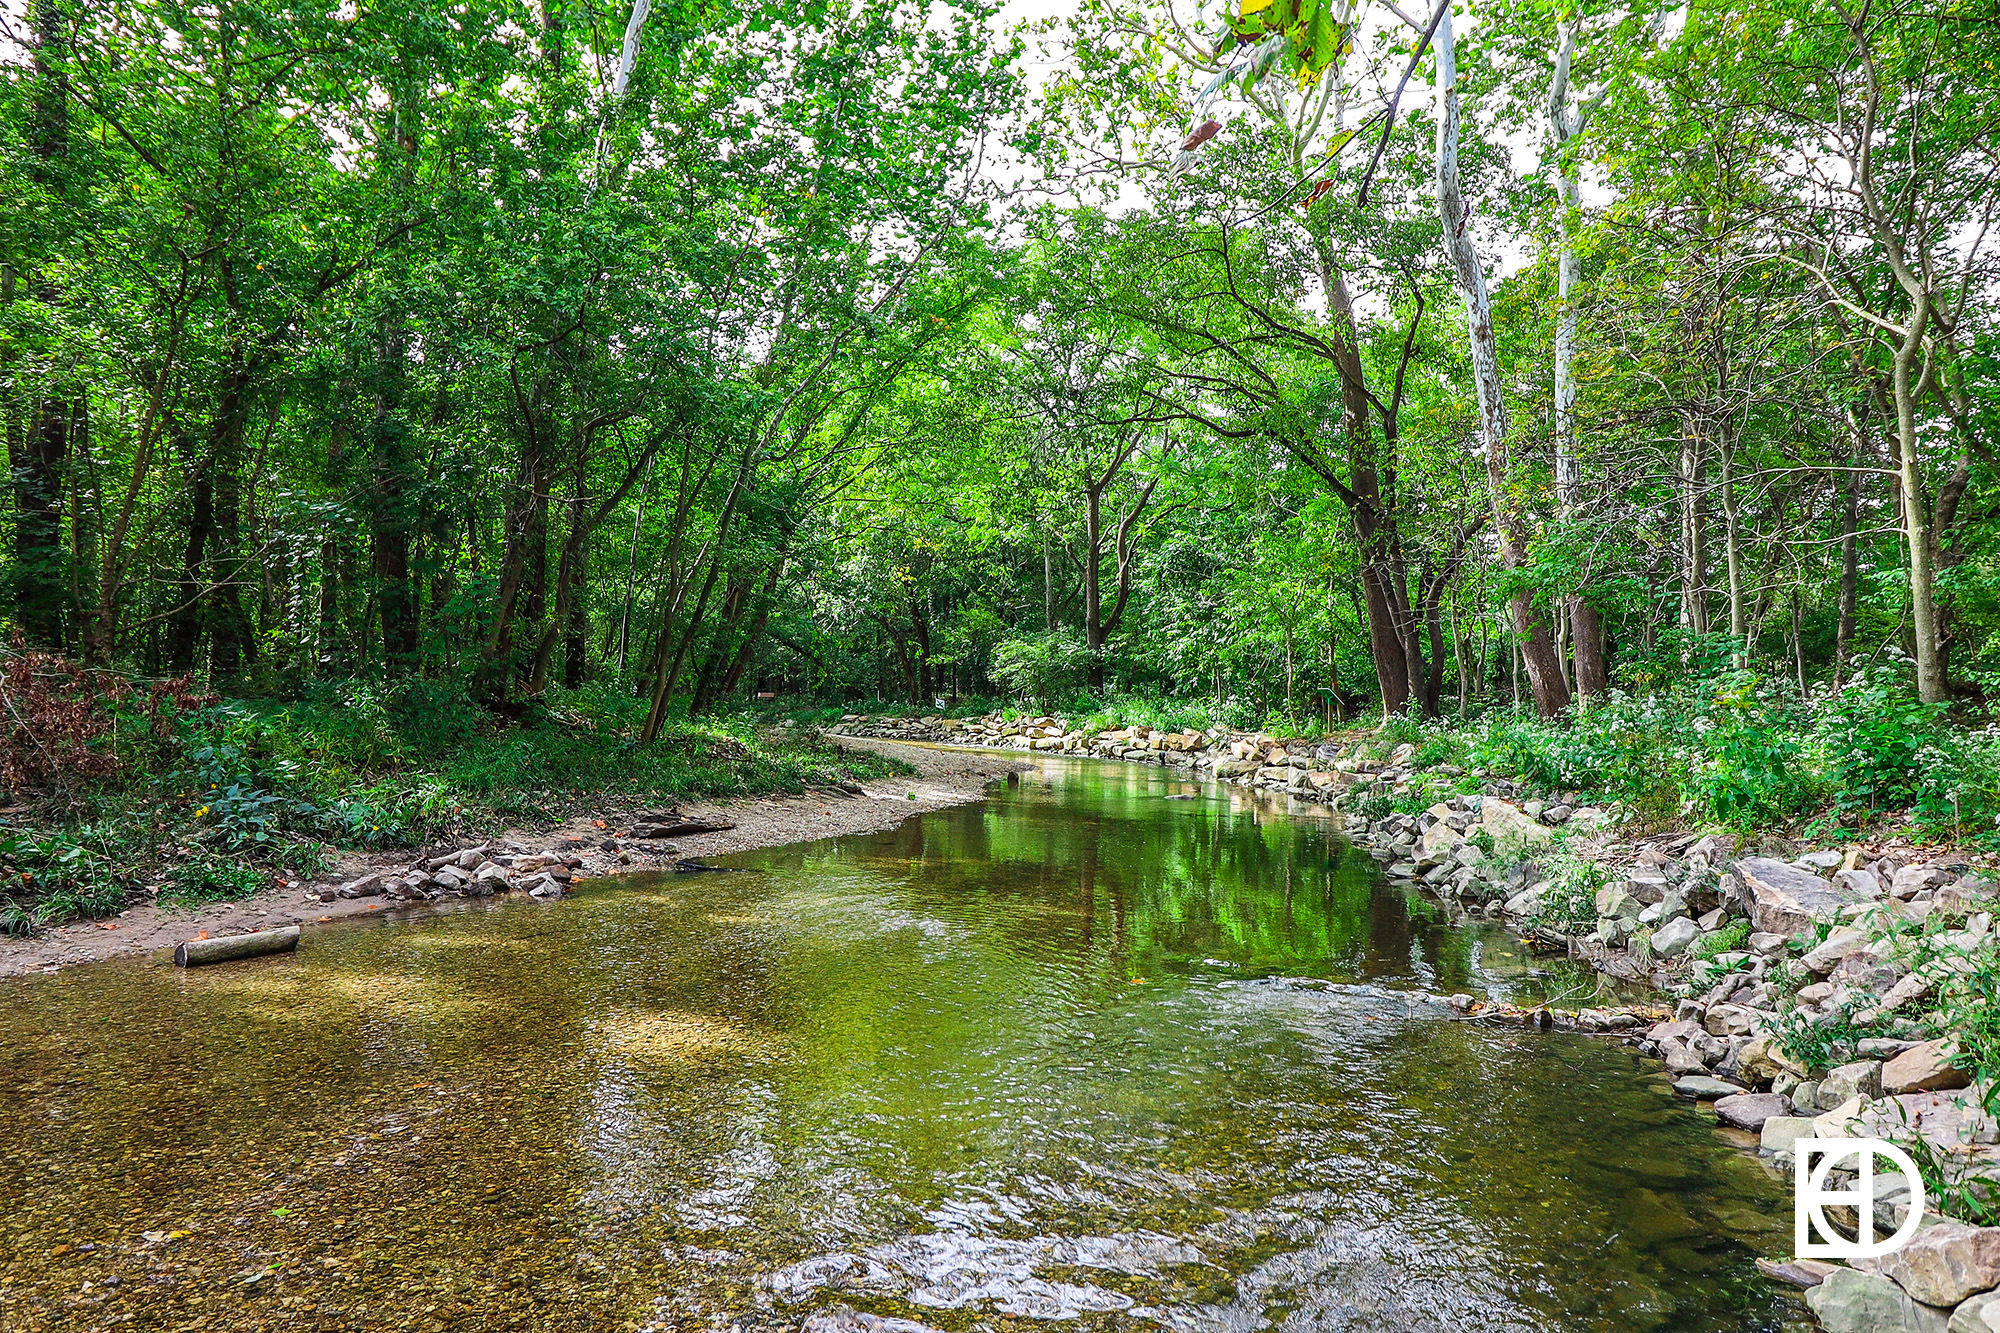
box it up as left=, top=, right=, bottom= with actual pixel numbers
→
left=0, top=676, right=914, bottom=933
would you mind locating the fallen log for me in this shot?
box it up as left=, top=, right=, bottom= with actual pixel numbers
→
left=174, top=925, right=301, bottom=968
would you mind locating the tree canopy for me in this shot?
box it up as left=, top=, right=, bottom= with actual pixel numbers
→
left=3, top=0, right=1996, bottom=728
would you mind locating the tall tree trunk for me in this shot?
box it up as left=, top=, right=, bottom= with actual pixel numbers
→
left=1833, top=429, right=1861, bottom=689
left=12, top=391, right=72, bottom=649
left=1434, top=8, right=1569, bottom=718
left=1679, top=425, right=1709, bottom=635
left=1043, top=533, right=1056, bottom=632
left=1721, top=436, right=1746, bottom=667
left=1547, top=19, right=1607, bottom=702
left=370, top=308, right=419, bottom=670
left=1891, top=301, right=1946, bottom=703
left=167, top=441, right=213, bottom=672
left=1083, top=482, right=1105, bottom=690
left=1315, top=253, right=1420, bottom=717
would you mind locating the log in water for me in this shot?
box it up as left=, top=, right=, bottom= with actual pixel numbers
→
left=173, top=924, right=300, bottom=967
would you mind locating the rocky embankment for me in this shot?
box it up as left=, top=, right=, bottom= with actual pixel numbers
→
left=312, top=817, right=732, bottom=905
left=829, top=711, right=1580, bottom=809
left=837, top=710, right=2000, bottom=1329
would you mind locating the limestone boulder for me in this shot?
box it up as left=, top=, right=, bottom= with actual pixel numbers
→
left=1804, top=927, right=1872, bottom=973
left=1728, top=857, right=1862, bottom=937
left=1805, top=1266, right=1950, bottom=1333
left=1596, top=885, right=1642, bottom=921
left=1877, top=1221, right=2000, bottom=1308
left=336, top=873, right=386, bottom=900
left=1734, top=1036, right=1791, bottom=1085
left=1478, top=799, right=1553, bottom=855
left=1895, top=864, right=1959, bottom=898
left=1704, top=1003, right=1764, bottom=1037
left=1883, top=1040, right=1973, bottom=1095
left=1949, top=1291, right=2000, bottom=1333
left=1672, top=1073, right=1747, bottom=1099
left=1714, top=1092, right=1791, bottom=1130
left=1760, top=1114, right=1820, bottom=1153
left=1652, top=916, right=1701, bottom=957
left=1821, top=1060, right=1885, bottom=1106
left=1838, top=867, right=1886, bottom=898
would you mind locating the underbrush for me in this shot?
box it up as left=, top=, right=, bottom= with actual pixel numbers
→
left=1457, top=662, right=1999, bottom=843
left=0, top=664, right=912, bottom=933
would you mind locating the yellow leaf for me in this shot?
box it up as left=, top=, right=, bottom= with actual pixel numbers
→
left=1241, top=0, right=1274, bottom=13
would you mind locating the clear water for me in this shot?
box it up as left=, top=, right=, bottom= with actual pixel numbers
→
left=0, top=757, right=1804, bottom=1332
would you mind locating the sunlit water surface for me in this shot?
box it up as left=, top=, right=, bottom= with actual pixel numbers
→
left=0, top=758, right=1804, bottom=1332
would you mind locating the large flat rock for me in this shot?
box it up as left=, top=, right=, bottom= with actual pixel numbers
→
left=1729, top=857, right=1862, bottom=937
left=1877, top=1220, right=2000, bottom=1307
left=1479, top=799, right=1553, bottom=855
left=1804, top=1266, right=1950, bottom=1332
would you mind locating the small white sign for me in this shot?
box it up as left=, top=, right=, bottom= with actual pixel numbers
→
left=1795, top=1137, right=1928, bottom=1259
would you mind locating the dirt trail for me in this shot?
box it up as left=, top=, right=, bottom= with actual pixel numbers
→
left=0, top=738, right=1026, bottom=979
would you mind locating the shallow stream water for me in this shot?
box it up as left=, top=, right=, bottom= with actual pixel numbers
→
left=0, top=757, right=1804, bottom=1332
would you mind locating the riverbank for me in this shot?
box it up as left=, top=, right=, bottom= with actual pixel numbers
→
left=835, top=710, right=2000, bottom=1330
left=0, top=738, right=1026, bottom=978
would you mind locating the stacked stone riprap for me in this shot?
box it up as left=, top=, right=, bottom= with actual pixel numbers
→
left=829, top=713, right=1530, bottom=809
left=307, top=833, right=690, bottom=906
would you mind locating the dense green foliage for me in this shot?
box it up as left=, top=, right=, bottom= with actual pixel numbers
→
left=1, top=0, right=1996, bottom=918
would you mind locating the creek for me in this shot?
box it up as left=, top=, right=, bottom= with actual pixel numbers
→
left=0, top=757, right=1803, bottom=1332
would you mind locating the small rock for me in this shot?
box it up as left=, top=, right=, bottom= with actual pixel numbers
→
left=336, top=874, right=386, bottom=900
left=1672, top=1074, right=1748, bottom=1099
left=1821, top=1059, right=1885, bottom=1107
left=1543, top=804, right=1572, bottom=825
left=1760, top=1114, right=1821, bottom=1154
left=1860, top=1038, right=1925, bottom=1060
left=1797, top=849, right=1846, bottom=871
left=1479, top=799, right=1554, bottom=854
left=1659, top=1037, right=1709, bottom=1076
left=1714, top=1092, right=1791, bottom=1130
left=1597, top=885, right=1641, bottom=920
left=1838, top=867, right=1885, bottom=898
left=1757, top=1256, right=1840, bottom=1288
left=1948, top=1291, right=2000, bottom=1333
left=1894, top=864, right=1957, bottom=898
left=1652, top=916, right=1701, bottom=957
left=1748, top=930, right=1789, bottom=957
left=1804, top=926, right=1870, bottom=973
left=1735, top=1037, right=1789, bottom=1085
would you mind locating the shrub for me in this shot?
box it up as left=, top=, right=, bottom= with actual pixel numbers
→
left=0, top=823, right=132, bottom=929
left=1772, top=995, right=1871, bottom=1073
left=159, top=859, right=267, bottom=910
left=1816, top=666, right=1948, bottom=820
left=992, top=629, right=1093, bottom=704
left=1690, top=919, right=1751, bottom=961
left=1527, top=848, right=1605, bottom=936
left=0, top=648, right=211, bottom=792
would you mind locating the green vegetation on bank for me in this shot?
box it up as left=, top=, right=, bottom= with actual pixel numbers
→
left=823, top=651, right=2000, bottom=848
left=0, top=661, right=908, bottom=934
